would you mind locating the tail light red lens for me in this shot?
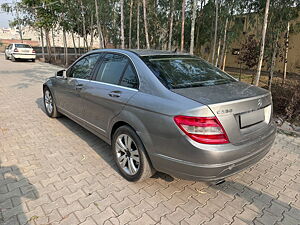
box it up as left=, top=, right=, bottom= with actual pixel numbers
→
left=174, top=116, right=229, bottom=144
left=14, top=48, right=19, bottom=52
left=32, top=50, right=36, bottom=53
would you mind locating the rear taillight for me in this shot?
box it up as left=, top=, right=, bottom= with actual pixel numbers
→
left=174, top=116, right=229, bottom=144
left=14, top=48, right=19, bottom=52
left=32, top=50, right=36, bottom=53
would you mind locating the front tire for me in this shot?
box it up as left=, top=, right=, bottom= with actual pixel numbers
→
left=43, top=88, right=60, bottom=118
left=112, top=126, right=155, bottom=182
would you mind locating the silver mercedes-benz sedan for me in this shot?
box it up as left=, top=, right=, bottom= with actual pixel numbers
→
left=43, top=49, right=276, bottom=182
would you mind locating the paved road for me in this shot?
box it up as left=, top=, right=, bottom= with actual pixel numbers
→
left=0, top=57, right=299, bottom=225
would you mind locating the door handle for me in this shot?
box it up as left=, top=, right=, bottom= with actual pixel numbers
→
left=108, top=91, right=121, bottom=98
left=75, top=84, right=84, bottom=90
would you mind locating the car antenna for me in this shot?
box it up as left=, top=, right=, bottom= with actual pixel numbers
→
left=173, top=48, right=177, bottom=54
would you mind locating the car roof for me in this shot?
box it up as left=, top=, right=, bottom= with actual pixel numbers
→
left=128, top=49, right=188, bottom=56
left=91, top=48, right=189, bottom=57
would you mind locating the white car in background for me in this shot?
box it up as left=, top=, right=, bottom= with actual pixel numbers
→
left=5, top=43, right=36, bottom=62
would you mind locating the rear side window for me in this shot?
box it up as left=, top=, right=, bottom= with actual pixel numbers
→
left=120, top=64, right=139, bottom=89
left=142, top=56, right=236, bottom=89
left=15, top=44, right=31, bottom=48
left=95, top=53, right=128, bottom=85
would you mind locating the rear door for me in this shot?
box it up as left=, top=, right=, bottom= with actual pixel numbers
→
left=54, top=53, right=101, bottom=119
left=82, top=53, right=139, bottom=136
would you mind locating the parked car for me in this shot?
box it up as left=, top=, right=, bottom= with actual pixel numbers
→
left=43, top=49, right=276, bottom=182
left=5, top=43, right=36, bottom=62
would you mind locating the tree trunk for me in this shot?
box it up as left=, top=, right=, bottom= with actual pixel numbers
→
left=220, top=18, right=228, bottom=69
left=95, top=0, right=104, bottom=48
left=268, top=34, right=279, bottom=90
left=71, top=32, right=78, bottom=58
left=63, top=29, right=68, bottom=67
left=120, top=0, right=125, bottom=49
left=282, top=22, right=290, bottom=84
left=189, top=0, right=197, bottom=54
left=16, top=8, right=23, bottom=42
left=168, top=0, right=175, bottom=51
left=90, top=13, right=94, bottom=50
left=51, top=28, right=57, bottom=61
left=129, top=0, right=133, bottom=49
left=180, top=0, right=186, bottom=52
left=215, top=39, right=221, bottom=67
left=254, top=0, right=270, bottom=86
left=211, top=0, right=219, bottom=64
left=137, top=1, right=140, bottom=49
left=222, top=47, right=227, bottom=71
left=45, top=29, right=52, bottom=62
left=80, top=2, right=88, bottom=52
left=40, top=28, right=45, bottom=61
left=18, top=26, right=23, bottom=42
left=78, top=36, right=81, bottom=55
left=142, top=0, right=150, bottom=49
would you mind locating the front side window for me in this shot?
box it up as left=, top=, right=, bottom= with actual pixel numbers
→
left=95, top=53, right=128, bottom=85
left=142, top=55, right=236, bottom=89
left=68, top=54, right=101, bottom=79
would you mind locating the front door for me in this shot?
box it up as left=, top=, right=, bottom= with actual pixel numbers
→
left=54, top=53, right=102, bottom=119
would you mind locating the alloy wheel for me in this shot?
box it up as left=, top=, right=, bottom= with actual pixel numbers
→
left=115, top=134, right=140, bottom=175
left=44, top=90, right=53, bottom=114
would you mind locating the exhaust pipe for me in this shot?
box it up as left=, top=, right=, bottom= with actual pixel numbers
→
left=213, top=179, right=225, bottom=185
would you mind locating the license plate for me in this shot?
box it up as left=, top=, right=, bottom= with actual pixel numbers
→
left=21, top=49, right=30, bottom=53
left=240, top=108, right=264, bottom=128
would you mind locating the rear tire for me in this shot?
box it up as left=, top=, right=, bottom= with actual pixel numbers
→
left=5, top=54, right=9, bottom=60
left=11, top=55, right=16, bottom=62
left=43, top=87, right=60, bottom=118
left=32, top=59, right=36, bottom=62
left=112, top=126, right=155, bottom=182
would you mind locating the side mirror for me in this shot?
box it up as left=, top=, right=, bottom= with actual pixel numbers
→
left=56, top=69, right=66, bottom=79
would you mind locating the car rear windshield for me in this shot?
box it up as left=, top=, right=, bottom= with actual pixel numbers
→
left=15, top=44, right=31, bottom=48
left=141, top=55, right=236, bottom=89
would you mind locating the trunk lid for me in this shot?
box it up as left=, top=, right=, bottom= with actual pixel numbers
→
left=172, top=81, right=273, bottom=145
left=19, top=48, right=31, bottom=53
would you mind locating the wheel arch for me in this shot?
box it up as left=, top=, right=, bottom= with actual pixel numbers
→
left=109, top=119, right=155, bottom=169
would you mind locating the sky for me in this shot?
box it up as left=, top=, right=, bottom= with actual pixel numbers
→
left=0, top=0, right=15, bottom=28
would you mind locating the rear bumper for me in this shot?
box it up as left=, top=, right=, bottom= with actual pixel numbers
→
left=151, top=124, right=276, bottom=181
left=12, top=53, right=36, bottom=59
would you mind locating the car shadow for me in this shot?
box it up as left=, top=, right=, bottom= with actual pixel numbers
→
left=0, top=161, right=39, bottom=225
left=35, top=97, right=119, bottom=173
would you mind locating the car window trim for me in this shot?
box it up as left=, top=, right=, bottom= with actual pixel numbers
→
left=91, top=52, right=140, bottom=90
left=89, top=79, right=138, bottom=92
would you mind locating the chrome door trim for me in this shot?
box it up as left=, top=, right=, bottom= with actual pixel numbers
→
left=89, top=80, right=138, bottom=92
